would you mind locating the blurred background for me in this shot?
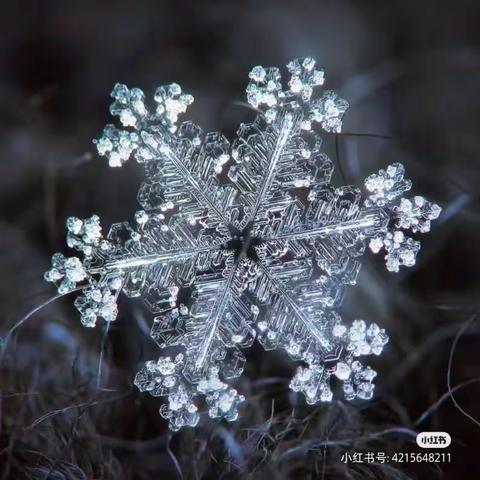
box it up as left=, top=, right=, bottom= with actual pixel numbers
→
left=1, top=1, right=479, bottom=478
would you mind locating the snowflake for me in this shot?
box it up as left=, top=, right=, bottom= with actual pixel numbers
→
left=44, top=58, right=441, bottom=431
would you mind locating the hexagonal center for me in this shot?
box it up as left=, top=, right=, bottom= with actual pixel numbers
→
left=226, top=222, right=262, bottom=261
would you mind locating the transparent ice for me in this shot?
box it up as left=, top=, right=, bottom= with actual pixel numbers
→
left=44, top=58, right=441, bottom=431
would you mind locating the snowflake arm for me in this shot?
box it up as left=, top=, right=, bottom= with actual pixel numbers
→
left=135, top=255, right=254, bottom=430
left=95, top=83, right=234, bottom=227
left=230, top=57, right=348, bottom=230
left=253, top=258, right=389, bottom=403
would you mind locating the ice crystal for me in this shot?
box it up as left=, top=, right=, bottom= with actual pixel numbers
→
left=44, top=58, right=441, bottom=431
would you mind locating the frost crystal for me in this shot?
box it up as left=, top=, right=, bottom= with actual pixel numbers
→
left=44, top=58, right=441, bottom=431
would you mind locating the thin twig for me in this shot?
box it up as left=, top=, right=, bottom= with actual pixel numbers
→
left=446, top=314, right=480, bottom=428
left=0, top=288, right=83, bottom=368
left=415, top=377, right=480, bottom=426
left=167, top=434, right=184, bottom=479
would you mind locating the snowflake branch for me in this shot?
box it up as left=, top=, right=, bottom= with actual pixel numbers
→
left=88, top=244, right=221, bottom=274
left=151, top=141, right=232, bottom=229
left=194, top=261, right=237, bottom=373
left=263, top=208, right=388, bottom=243
left=255, top=259, right=334, bottom=350
left=248, top=110, right=300, bottom=221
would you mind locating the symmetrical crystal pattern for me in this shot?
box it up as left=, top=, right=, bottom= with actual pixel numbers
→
left=44, top=58, right=441, bottom=431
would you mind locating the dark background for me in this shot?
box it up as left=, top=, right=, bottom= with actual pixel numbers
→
left=1, top=1, right=480, bottom=479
